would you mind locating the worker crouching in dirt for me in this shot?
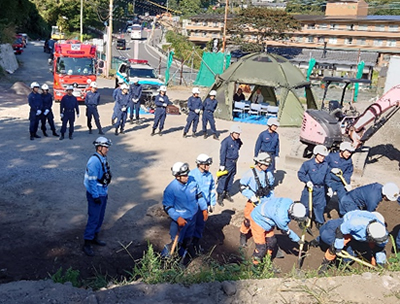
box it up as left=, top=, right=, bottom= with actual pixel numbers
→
left=239, top=152, right=275, bottom=248
left=311, top=210, right=388, bottom=275
left=298, top=145, right=331, bottom=230
left=250, top=198, right=307, bottom=265
left=161, top=162, right=208, bottom=263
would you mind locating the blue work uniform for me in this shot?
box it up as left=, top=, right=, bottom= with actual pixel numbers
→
left=162, top=176, right=208, bottom=250
left=152, top=93, right=171, bottom=131
left=114, top=92, right=130, bottom=131
left=319, top=210, right=387, bottom=265
left=60, top=94, right=79, bottom=136
left=202, top=97, right=218, bottom=135
left=184, top=95, right=203, bottom=134
left=28, top=91, right=43, bottom=134
left=83, top=152, right=110, bottom=241
left=85, top=91, right=103, bottom=133
left=298, top=158, right=330, bottom=225
left=240, top=168, right=275, bottom=201
left=254, top=130, right=280, bottom=172
left=338, top=183, right=383, bottom=216
left=217, top=135, right=243, bottom=195
left=111, top=87, right=121, bottom=121
left=325, top=152, right=353, bottom=201
left=129, top=83, right=143, bottom=120
left=189, top=168, right=216, bottom=240
left=40, top=92, right=57, bottom=133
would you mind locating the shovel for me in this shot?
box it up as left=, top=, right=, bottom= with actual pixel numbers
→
left=331, top=168, right=348, bottom=188
left=297, top=187, right=313, bottom=269
left=337, top=250, right=376, bottom=268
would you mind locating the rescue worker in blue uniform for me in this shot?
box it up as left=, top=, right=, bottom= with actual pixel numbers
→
left=183, top=87, right=203, bottom=138
left=298, top=145, right=331, bottom=229
left=28, top=82, right=43, bottom=140
left=325, top=142, right=354, bottom=201
left=338, top=182, right=399, bottom=216
left=83, top=136, right=112, bottom=256
left=111, top=80, right=124, bottom=125
left=239, top=153, right=275, bottom=247
left=59, top=85, right=79, bottom=140
left=189, top=154, right=216, bottom=254
left=162, top=162, right=208, bottom=262
left=254, top=117, right=280, bottom=173
left=217, top=124, right=243, bottom=204
left=129, top=77, right=143, bottom=124
left=40, top=84, right=59, bottom=137
left=114, top=83, right=130, bottom=135
left=313, top=210, right=388, bottom=274
left=201, top=90, right=218, bottom=140
left=151, top=85, right=172, bottom=136
left=250, top=198, right=306, bottom=265
left=85, top=82, right=104, bottom=135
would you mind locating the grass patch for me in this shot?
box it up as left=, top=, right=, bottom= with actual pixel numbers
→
left=49, top=267, right=81, bottom=287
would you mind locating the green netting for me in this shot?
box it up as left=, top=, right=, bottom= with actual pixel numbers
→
left=194, top=52, right=231, bottom=87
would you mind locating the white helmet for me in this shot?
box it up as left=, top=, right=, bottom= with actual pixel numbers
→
left=254, top=152, right=271, bottom=166
left=121, top=84, right=129, bottom=90
left=171, top=162, right=190, bottom=176
left=118, top=79, right=124, bottom=84
left=159, top=85, right=167, bottom=92
left=41, top=84, right=49, bottom=90
left=267, top=117, right=280, bottom=127
left=313, top=145, right=329, bottom=157
left=382, top=182, right=399, bottom=201
left=90, top=82, right=98, bottom=88
left=132, top=77, right=139, bottom=83
left=340, top=142, right=355, bottom=152
left=209, top=90, right=217, bottom=96
left=192, top=87, right=200, bottom=94
left=93, top=136, right=112, bottom=148
left=288, top=201, right=307, bottom=221
left=367, top=221, right=388, bottom=244
left=196, top=154, right=213, bottom=165
left=66, top=85, right=74, bottom=91
left=30, top=82, right=40, bottom=89
left=230, top=124, right=242, bottom=134
left=371, top=211, right=385, bottom=225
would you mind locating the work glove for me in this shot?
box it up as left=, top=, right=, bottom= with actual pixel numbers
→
left=345, top=184, right=352, bottom=191
left=219, top=166, right=225, bottom=171
left=132, top=98, right=139, bottom=103
left=162, top=103, right=167, bottom=107
left=195, top=109, right=200, bottom=114
left=121, top=106, right=127, bottom=112
left=275, top=156, right=279, bottom=165
left=77, top=114, right=80, bottom=118
left=60, top=113, right=64, bottom=119
left=177, top=217, right=187, bottom=227
left=306, top=181, right=313, bottom=190
left=44, top=109, right=50, bottom=116
left=94, top=197, right=101, bottom=205
left=203, top=209, right=208, bottom=221
left=327, top=188, right=333, bottom=198
left=36, top=110, right=42, bottom=116
left=250, top=195, right=258, bottom=203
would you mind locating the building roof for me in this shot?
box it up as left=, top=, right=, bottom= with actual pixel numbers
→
left=266, top=47, right=378, bottom=67
left=294, top=14, right=400, bottom=23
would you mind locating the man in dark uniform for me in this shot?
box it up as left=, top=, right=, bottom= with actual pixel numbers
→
left=114, top=84, right=130, bottom=135
left=85, top=82, right=104, bottom=135
left=60, top=86, right=80, bottom=140
left=151, top=85, right=171, bottom=136
left=40, top=83, right=59, bottom=137
left=202, top=90, right=218, bottom=140
left=28, top=82, right=43, bottom=140
left=111, top=80, right=124, bottom=125
left=217, top=124, right=243, bottom=204
left=254, top=117, right=280, bottom=173
left=129, top=77, right=143, bottom=124
left=183, top=87, right=203, bottom=138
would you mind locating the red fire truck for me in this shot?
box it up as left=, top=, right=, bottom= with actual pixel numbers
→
left=52, top=40, right=97, bottom=102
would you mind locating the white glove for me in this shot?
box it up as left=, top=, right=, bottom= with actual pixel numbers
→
left=195, top=109, right=200, bottom=114
left=163, top=103, right=167, bottom=107
left=44, top=109, right=50, bottom=115
left=36, top=110, right=42, bottom=116
left=219, top=166, right=225, bottom=171
left=133, top=98, right=139, bottom=103
left=121, top=106, right=127, bottom=112
left=250, top=195, right=258, bottom=203
left=275, top=156, right=279, bottom=165
left=77, top=114, right=80, bottom=118
left=327, top=188, right=333, bottom=198
left=345, top=184, right=352, bottom=192
left=306, top=181, right=313, bottom=190
left=60, top=113, right=64, bottom=119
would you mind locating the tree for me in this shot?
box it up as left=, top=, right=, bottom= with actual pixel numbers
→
left=226, top=8, right=300, bottom=51
left=286, top=0, right=327, bottom=14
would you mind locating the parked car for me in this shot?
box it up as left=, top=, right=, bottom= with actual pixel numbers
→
left=116, top=39, right=126, bottom=50
left=12, top=38, right=24, bottom=55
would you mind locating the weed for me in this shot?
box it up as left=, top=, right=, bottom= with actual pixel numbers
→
left=49, top=267, right=81, bottom=287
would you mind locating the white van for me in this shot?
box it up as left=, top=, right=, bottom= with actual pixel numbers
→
left=130, top=24, right=142, bottom=40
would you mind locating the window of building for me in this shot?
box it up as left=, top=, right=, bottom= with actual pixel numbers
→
left=328, top=37, right=337, bottom=44
left=389, top=25, right=398, bottom=32
left=387, top=40, right=397, bottom=47
left=202, top=32, right=207, bottom=37
left=347, top=24, right=354, bottom=31
left=345, top=38, right=353, bottom=45
left=358, top=38, right=366, bottom=45
left=296, top=36, right=302, bottom=42
left=307, top=36, right=314, bottom=43
left=317, top=37, right=325, bottom=43
left=383, top=54, right=391, bottom=61
left=358, top=24, right=368, bottom=31
left=373, top=39, right=383, bottom=46
left=319, top=24, right=328, bottom=29
left=308, top=24, right=315, bottom=29
left=330, top=24, right=337, bottom=30
left=375, top=25, right=385, bottom=31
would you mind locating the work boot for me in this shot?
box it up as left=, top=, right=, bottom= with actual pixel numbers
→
left=224, top=192, right=234, bottom=202
left=136, top=119, right=141, bottom=125
left=34, top=134, right=41, bottom=138
left=151, top=128, right=156, bottom=136
left=192, top=132, right=197, bottom=138
left=183, top=132, right=187, bottom=138
left=203, top=132, right=207, bottom=139
left=192, top=237, right=203, bottom=256
left=120, top=129, right=125, bottom=134
left=115, top=128, right=119, bottom=136
left=275, top=247, right=285, bottom=259
left=159, top=129, right=163, bottom=136
left=240, top=232, right=247, bottom=247
left=52, top=130, right=59, bottom=137
left=42, top=130, right=48, bottom=137
left=318, top=258, right=331, bottom=275
left=69, top=134, right=73, bottom=140
left=309, top=238, right=320, bottom=248
left=92, top=234, right=106, bottom=246
left=98, top=130, right=104, bottom=135
left=217, top=193, right=224, bottom=206
left=213, top=134, right=219, bottom=140
left=30, top=133, right=34, bottom=140
left=83, top=240, right=94, bottom=257
left=59, top=133, right=64, bottom=140
left=130, top=118, right=134, bottom=124
left=89, top=129, right=92, bottom=134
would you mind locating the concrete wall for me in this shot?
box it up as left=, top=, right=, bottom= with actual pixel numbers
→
left=0, top=44, right=19, bottom=73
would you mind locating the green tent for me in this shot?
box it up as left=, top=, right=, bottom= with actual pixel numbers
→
left=209, top=53, right=317, bottom=127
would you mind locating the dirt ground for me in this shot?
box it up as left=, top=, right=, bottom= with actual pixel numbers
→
left=1, top=42, right=400, bottom=302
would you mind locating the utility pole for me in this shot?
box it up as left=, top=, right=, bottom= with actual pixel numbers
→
left=107, top=0, right=113, bottom=77
left=222, top=0, right=229, bottom=52
left=80, top=0, right=83, bottom=42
